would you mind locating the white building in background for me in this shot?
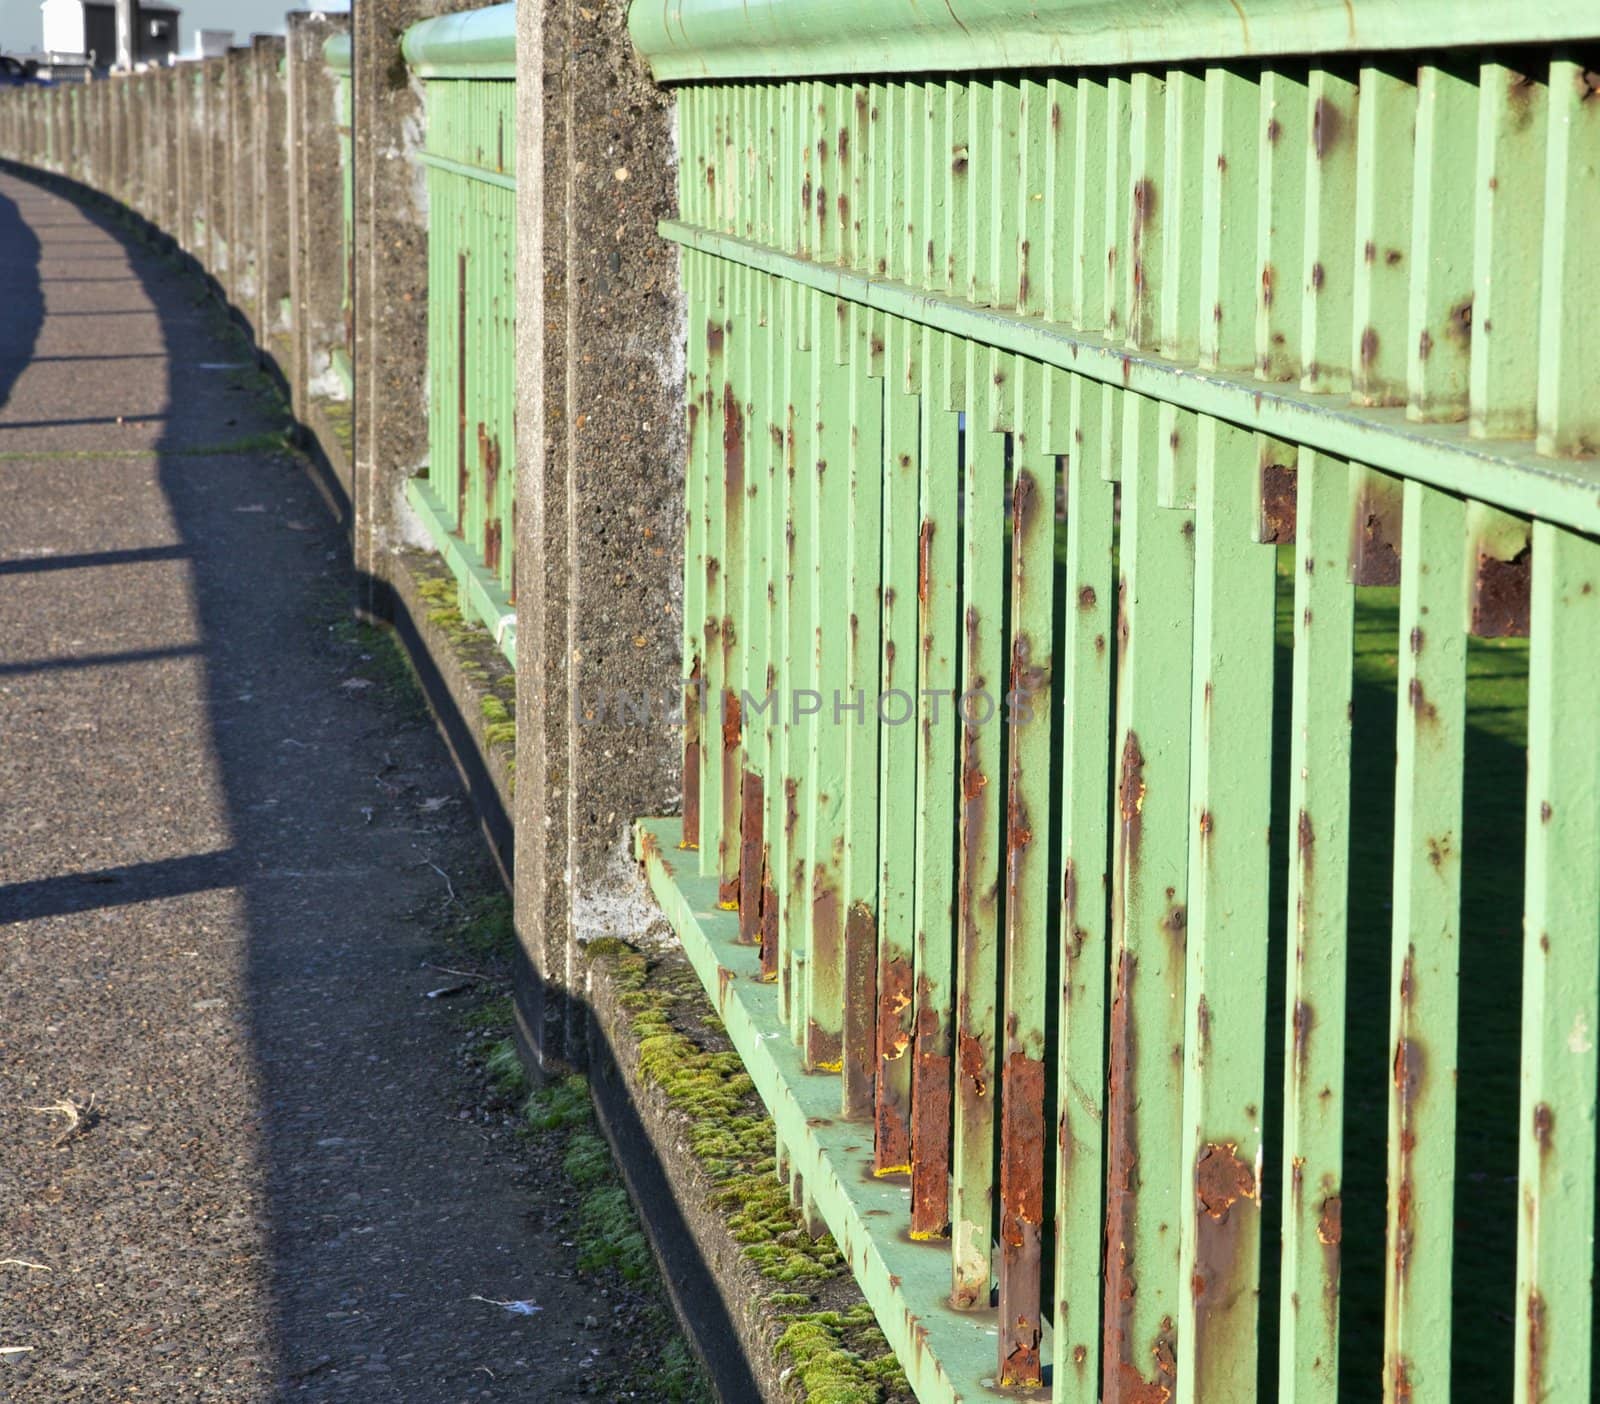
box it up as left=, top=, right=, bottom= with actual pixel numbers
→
left=193, top=27, right=230, bottom=58
left=39, top=0, right=180, bottom=68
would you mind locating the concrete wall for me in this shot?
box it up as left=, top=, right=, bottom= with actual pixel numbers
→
left=513, top=0, right=683, bottom=1062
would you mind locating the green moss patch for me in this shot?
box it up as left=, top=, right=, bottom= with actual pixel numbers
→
left=588, top=943, right=911, bottom=1401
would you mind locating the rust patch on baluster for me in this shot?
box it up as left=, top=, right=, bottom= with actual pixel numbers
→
left=759, top=854, right=779, bottom=981
left=842, top=902, right=878, bottom=1120
left=1129, top=178, right=1156, bottom=339
left=875, top=955, right=913, bottom=1173
left=478, top=427, right=504, bottom=572
left=1313, top=98, right=1344, bottom=159
left=738, top=771, right=764, bottom=943
left=807, top=879, right=844, bottom=1070
left=910, top=991, right=951, bottom=1239
left=1470, top=545, right=1531, bottom=638
left=1259, top=461, right=1297, bottom=544
left=718, top=693, right=742, bottom=908
left=917, top=519, right=935, bottom=606
left=1190, top=1141, right=1258, bottom=1389
left=456, top=254, right=469, bottom=532
left=1102, top=950, right=1175, bottom=1404
left=1391, top=956, right=1426, bottom=1298
left=723, top=382, right=744, bottom=503
left=682, top=659, right=702, bottom=849
left=998, top=1049, right=1046, bottom=1386
left=1317, top=1188, right=1343, bottom=1322
left=1526, top=1289, right=1546, bottom=1404
left=1349, top=479, right=1402, bottom=586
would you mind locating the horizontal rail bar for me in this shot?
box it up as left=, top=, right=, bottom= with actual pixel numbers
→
left=323, top=33, right=351, bottom=73
left=630, top=0, right=1600, bottom=82
left=401, top=3, right=517, bottom=79
left=406, top=478, right=518, bottom=666
left=414, top=149, right=517, bottom=190
left=659, top=220, right=1600, bottom=534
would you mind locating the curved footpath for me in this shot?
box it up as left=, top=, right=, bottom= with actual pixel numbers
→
left=0, top=170, right=682, bottom=1400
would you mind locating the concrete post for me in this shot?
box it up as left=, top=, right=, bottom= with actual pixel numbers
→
left=285, top=13, right=349, bottom=426
left=512, top=0, right=684, bottom=1063
left=251, top=36, right=291, bottom=367
left=225, top=47, right=255, bottom=317
left=350, top=0, right=477, bottom=614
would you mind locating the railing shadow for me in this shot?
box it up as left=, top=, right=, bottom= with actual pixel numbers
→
left=0, top=164, right=753, bottom=1401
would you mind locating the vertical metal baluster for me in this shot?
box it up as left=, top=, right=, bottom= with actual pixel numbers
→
left=1408, top=62, right=1477, bottom=423
left=876, top=310, right=920, bottom=1174
left=911, top=328, right=962, bottom=1242
left=1513, top=521, right=1600, bottom=1404
left=1257, top=63, right=1308, bottom=382
left=1469, top=61, right=1546, bottom=441
left=1383, top=479, right=1467, bottom=1404
left=1103, top=390, right=1194, bottom=1404
left=1277, top=449, right=1356, bottom=1404
left=1051, top=368, right=1116, bottom=1404
left=1175, top=415, right=1279, bottom=1402
left=1535, top=56, right=1600, bottom=459
left=997, top=356, right=1056, bottom=1386
left=1125, top=70, right=1164, bottom=351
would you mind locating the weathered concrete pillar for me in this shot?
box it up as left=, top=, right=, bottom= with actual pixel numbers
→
left=512, top=0, right=684, bottom=1063
left=225, top=47, right=256, bottom=318
left=350, top=0, right=478, bottom=613
left=204, top=58, right=228, bottom=283
left=285, top=12, right=349, bottom=424
left=177, top=65, right=197, bottom=255
left=251, top=36, right=291, bottom=366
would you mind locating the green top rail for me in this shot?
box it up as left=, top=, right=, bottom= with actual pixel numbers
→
left=402, top=2, right=517, bottom=80
left=630, top=0, right=1600, bottom=80
left=323, top=32, right=351, bottom=74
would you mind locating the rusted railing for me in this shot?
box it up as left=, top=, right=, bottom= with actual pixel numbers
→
left=630, top=3, right=1600, bottom=1401
left=401, top=4, right=518, bottom=662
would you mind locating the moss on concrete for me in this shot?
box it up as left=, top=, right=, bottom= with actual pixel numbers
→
left=586, top=942, right=911, bottom=1402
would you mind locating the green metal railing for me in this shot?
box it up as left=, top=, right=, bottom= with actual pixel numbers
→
left=631, top=4, right=1600, bottom=1401
left=325, top=33, right=355, bottom=395
left=402, top=3, right=517, bottom=663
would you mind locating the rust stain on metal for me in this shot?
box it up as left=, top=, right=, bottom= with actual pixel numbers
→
left=1119, top=731, right=1146, bottom=866
left=910, top=994, right=951, bottom=1239
left=682, top=659, right=702, bottom=848
left=917, top=519, right=934, bottom=607
left=1408, top=677, right=1438, bottom=725
left=1532, top=1101, right=1553, bottom=1157
left=875, top=955, right=914, bottom=1173
left=1391, top=991, right=1426, bottom=1291
left=706, top=318, right=724, bottom=357
left=739, top=771, right=764, bottom=944
left=1196, top=993, right=1211, bottom=1056
left=760, top=858, right=779, bottom=981
left=957, top=1027, right=988, bottom=1100
left=1292, top=999, right=1314, bottom=1082
left=1259, top=461, right=1296, bottom=543
left=1130, top=178, right=1156, bottom=325
left=1102, top=950, right=1174, bottom=1404
left=1190, top=1141, right=1258, bottom=1388
left=784, top=775, right=799, bottom=846
left=1311, top=261, right=1325, bottom=291
left=843, top=902, right=878, bottom=1121
left=723, top=382, right=744, bottom=508
left=1526, top=1289, right=1546, bottom=1404
left=1317, top=1189, right=1343, bottom=1319
left=1349, top=481, right=1402, bottom=586
left=1470, top=545, right=1531, bottom=638
left=808, top=879, right=844, bottom=1069
left=1359, top=326, right=1379, bottom=367
left=998, top=1051, right=1046, bottom=1386
left=456, top=253, right=469, bottom=532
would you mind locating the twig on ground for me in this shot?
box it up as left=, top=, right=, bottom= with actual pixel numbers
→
left=0, top=1261, right=50, bottom=1273
left=29, top=1095, right=96, bottom=1147
left=426, top=862, right=463, bottom=909
left=421, top=962, right=493, bottom=983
